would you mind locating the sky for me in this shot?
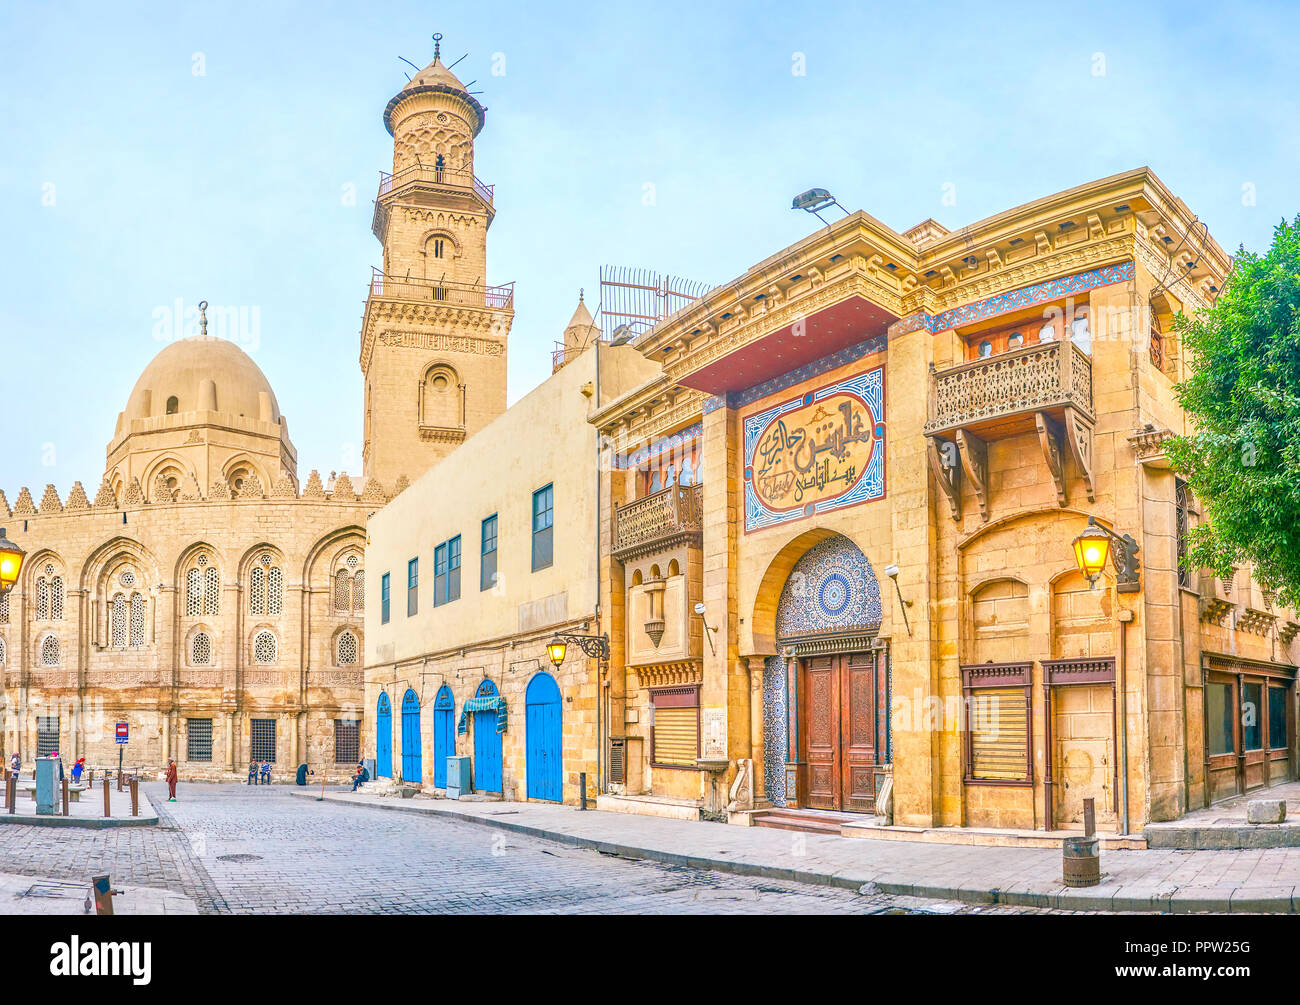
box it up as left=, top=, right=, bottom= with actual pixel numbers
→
left=1, top=0, right=1297, bottom=496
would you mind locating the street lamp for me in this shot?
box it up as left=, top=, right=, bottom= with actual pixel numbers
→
left=546, top=638, right=568, bottom=669
left=1071, top=516, right=1141, bottom=593
left=0, top=528, right=26, bottom=596
left=546, top=632, right=610, bottom=669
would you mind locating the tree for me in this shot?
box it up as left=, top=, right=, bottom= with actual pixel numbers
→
left=1165, top=214, right=1300, bottom=606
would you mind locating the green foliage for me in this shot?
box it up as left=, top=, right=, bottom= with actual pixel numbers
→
left=1165, top=215, right=1300, bottom=606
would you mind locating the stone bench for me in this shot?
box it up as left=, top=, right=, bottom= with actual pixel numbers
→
left=17, top=782, right=88, bottom=801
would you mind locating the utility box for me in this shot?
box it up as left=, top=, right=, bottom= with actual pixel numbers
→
left=35, top=757, right=57, bottom=815
left=445, top=756, right=472, bottom=799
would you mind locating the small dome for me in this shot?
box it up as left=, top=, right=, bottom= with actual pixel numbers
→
left=404, top=55, right=469, bottom=93
left=384, top=51, right=486, bottom=137
left=124, top=336, right=281, bottom=424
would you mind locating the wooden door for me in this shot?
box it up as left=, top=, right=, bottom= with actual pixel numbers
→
left=1241, top=678, right=1268, bottom=791
left=375, top=692, right=392, bottom=779
left=841, top=652, right=877, bottom=812
left=1052, top=684, right=1113, bottom=826
left=1204, top=674, right=1240, bottom=802
left=525, top=672, right=563, bottom=802
left=802, top=656, right=839, bottom=809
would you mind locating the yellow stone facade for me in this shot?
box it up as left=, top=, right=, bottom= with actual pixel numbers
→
left=593, top=168, right=1300, bottom=832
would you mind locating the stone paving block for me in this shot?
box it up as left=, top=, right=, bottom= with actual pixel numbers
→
left=1228, top=885, right=1295, bottom=914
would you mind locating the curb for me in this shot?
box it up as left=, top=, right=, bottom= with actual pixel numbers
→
left=0, top=812, right=159, bottom=828
left=296, top=792, right=1294, bottom=913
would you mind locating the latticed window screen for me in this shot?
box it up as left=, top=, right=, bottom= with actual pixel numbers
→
left=249, top=567, right=266, bottom=615
left=352, top=570, right=364, bottom=613
left=50, top=576, right=64, bottom=620
left=204, top=567, right=220, bottom=615
left=40, top=635, right=59, bottom=666
left=268, top=567, right=284, bottom=616
left=187, top=569, right=203, bottom=616
left=191, top=631, right=212, bottom=666
left=1175, top=478, right=1192, bottom=590
left=129, top=593, right=146, bottom=647
left=0, top=636, right=7, bottom=666
left=110, top=595, right=128, bottom=647
left=250, top=718, right=276, bottom=762
left=36, top=577, right=50, bottom=620
left=187, top=718, right=213, bottom=762
left=968, top=688, right=1029, bottom=781
left=336, top=631, right=358, bottom=666
left=651, top=687, right=699, bottom=767
left=334, top=720, right=360, bottom=764
left=334, top=570, right=350, bottom=613
left=36, top=716, right=59, bottom=757
left=0, top=588, right=9, bottom=624
left=253, top=630, right=277, bottom=664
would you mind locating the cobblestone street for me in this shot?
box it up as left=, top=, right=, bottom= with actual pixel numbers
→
left=0, top=783, right=1052, bottom=915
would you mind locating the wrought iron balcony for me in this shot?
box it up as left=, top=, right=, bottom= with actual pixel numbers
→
left=925, top=338, right=1094, bottom=437
left=613, top=483, right=704, bottom=560
left=368, top=267, right=514, bottom=310
left=372, top=165, right=495, bottom=240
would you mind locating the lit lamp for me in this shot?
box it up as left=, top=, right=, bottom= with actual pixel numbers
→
left=0, top=528, right=26, bottom=596
left=1071, top=517, right=1141, bottom=593
left=546, top=637, right=568, bottom=669
left=546, top=632, right=611, bottom=668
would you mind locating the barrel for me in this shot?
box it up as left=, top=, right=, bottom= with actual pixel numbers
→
left=1062, top=835, right=1100, bottom=887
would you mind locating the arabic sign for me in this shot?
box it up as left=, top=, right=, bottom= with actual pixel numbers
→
left=743, top=367, right=885, bottom=532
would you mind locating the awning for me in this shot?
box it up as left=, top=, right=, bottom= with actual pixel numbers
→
left=458, top=695, right=507, bottom=736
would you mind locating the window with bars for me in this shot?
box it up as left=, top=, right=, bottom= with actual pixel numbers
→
left=651, top=687, right=699, bottom=767
left=253, top=630, right=277, bottom=664
left=187, top=718, right=213, bottom=761
left=40, top=634, right=59, bottom=666
left=37, top=716, right=59, bottom=757
left=250, top=718, right=276, bottom=762
left=481, top=514, right=498, bottom=592
left=334, top=720, right=360, bottom=764
left=191, top=631, right=212, bottom=666
left=1176, top=478, right=1192, bottom=590
left=532, top=484, right=554, bottom=572
left=336, top=630, right=358, bottom=666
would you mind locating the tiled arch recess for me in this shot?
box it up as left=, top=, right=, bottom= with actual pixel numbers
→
left=775, top=534, right=882, bottom=642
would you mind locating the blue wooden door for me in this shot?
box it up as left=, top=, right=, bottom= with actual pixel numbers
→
left=472, top=679, right=502, bottom=793
left=433, top=685, right=454, bottom=788
left=401, top=688, right=422, bottom=783
left=376, top=692, right=392, bottom=778
left=525, top=672, right=562, bottom=802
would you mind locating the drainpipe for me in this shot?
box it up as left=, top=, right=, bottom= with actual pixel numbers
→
left=1118, top=607, right=1134, bottom=835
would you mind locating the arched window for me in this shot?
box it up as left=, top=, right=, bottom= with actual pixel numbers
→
left=352, top=569, right=365, bottom=613
left=166, top=395, right=179, bottom=414
left=269, top=567, right=284, bottom=616
left=187, top=568, right=202, bottom=616
left=422, top=366, right=461, bottom=428
left=40, top=634, right=59, bottom=666
left=36, top=569, right=64, bottom=621
left=334, top=570, right=350, bottom=614
left=0, top=588, right=9, bottom=625
left=205, top=566, right=221, bottom=614
left=978, top=340, right=993, bottom=358
left=129, top=593, right=146, bottom=648
left=336, top=630, right=358, bottom=666
left=110, top=594, right=128, bottom=647
left=191, top=631, right=212, bottom=666
left=253, top=629, right=277, bottom=665
left=248, top=555, right=284, bottom=617
left=433, top=238, right=445, bottom=259
left=249, top=566, right=265, bottom=614
left=228, top=466, right=251, bottom=497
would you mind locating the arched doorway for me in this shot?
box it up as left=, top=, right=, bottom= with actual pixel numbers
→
left=433, top=684, right=455, bottom=788
left=525, top=672, right=562, bottom=802
left=472, top=679, right=503, bottom=793
left=401, top=688, right=422, bottom=783
left=376, top=692, right=392, bottom=778
left=774, top=534, right=887, bottom=813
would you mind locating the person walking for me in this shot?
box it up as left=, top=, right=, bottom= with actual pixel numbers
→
left=71, top=758, right=85, bottom=785
left=165, top=758, right=178, bottom=801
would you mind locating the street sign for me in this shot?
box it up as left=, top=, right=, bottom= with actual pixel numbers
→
left=115, top=722, right=129, bottom=745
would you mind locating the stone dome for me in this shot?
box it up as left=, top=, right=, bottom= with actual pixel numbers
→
left=124, top=336, right=282, bottom=424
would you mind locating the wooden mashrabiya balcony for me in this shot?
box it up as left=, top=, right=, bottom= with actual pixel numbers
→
left=612, top=483, right=704, bottom=561
left=924, top=339, right=1096, bottom=523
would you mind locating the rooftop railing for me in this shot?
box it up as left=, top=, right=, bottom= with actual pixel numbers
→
left=369, top=267, right=514, bottom=309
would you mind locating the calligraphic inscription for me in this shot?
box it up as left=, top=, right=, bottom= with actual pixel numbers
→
left=743, top=367, right=885, bottom=532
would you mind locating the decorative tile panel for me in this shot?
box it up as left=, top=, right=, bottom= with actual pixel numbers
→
left=775, top=534, right=883, bottom=642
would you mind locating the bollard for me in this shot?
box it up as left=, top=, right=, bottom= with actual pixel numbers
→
left=103, top=776, right=111, bottom=818
left=116, top=769, right=122, bottom=793
left=579, top=771, right=588, bottom=811
left=91, top=875, right=117, bottom=916
left=62, top=776, right=69, bottom=817
left=1083, top=797, right=1096, bottom=838
left=129, top=777, right=138, bottom=817
left=5, top=772, right=14, bottom=815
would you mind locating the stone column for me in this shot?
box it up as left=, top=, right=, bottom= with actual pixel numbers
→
left=746, top=656, right=767, bottom=807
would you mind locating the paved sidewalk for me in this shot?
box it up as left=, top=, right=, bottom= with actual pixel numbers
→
left=0, top=782, right=157, bottom=827
left=0, top=871, right=198, bottom=915
left=293, top=790, right=1300, bottom=913
left=1147, top=782, right=1300, bottom=849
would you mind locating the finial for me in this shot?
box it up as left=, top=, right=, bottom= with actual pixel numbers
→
left=579, top=288, right=584, bottom=302
left=433, top=32, right=442, bottom=61
left=198, top=300, right=208, bottom=337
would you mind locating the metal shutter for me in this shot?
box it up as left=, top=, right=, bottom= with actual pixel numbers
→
left=969, top=687, right=1028, bottom=780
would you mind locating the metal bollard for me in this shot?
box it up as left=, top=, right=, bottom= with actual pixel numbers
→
left=579, top=771, right=588, bottom=811
left=62, top=777, right=69, bottom=817
left=5, top=772, right=14, bottom=815
left=129, top=777, right=138, bottom=817
left=103, top=776, right=111, bottom=818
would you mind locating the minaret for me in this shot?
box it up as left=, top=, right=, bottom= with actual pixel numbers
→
left=360, top=34, right=514, bottom=489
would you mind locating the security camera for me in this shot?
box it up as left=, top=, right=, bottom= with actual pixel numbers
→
left=884, top=564, right=900, bottom=579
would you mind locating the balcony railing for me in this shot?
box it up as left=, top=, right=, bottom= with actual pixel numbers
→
left=924, top=338, right=1094, bottom=436
left=377, top=165, right=494, bottom=205
left=613, top=483, right=704, bottom=559
left=369, top=267, right=514, bottom=309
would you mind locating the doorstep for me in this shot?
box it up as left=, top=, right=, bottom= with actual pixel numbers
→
left=841, top=819, right=1146, bottom=850
left=595, top=793, right=702, bottom=821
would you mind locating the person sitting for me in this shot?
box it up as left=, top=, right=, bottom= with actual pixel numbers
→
left=351, top=762, right=370, bottom=792
left=260, top=761, right=272, bottom=785
left=247, top=761, right=258, bottom=785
